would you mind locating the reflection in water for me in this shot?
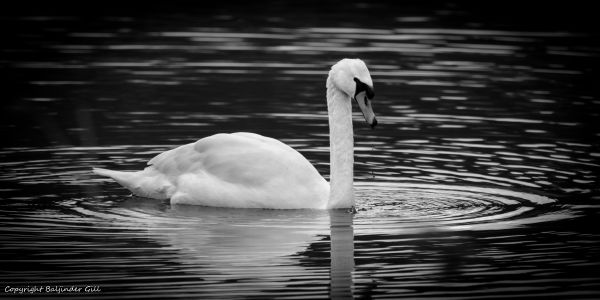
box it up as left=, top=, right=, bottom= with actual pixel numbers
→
left=71, top=198, right=359, bottom=298
left=329, top=210, right=354, bottom=299
left=1, top=1, right=600, bottom=298
left=125, top=200, right=358, bottom=299
left=127, top=198, right=330, bottom=271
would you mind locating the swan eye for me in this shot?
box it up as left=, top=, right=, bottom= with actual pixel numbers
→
left=353, top=77, right=374, bottom=99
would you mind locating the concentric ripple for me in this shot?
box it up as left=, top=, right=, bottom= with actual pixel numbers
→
left=2, top=3, right=600, bottom=297
left=355, top=182, right=566, bottom=232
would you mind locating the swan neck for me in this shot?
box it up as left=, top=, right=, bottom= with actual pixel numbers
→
left=326, top=75, right=355, bottom=209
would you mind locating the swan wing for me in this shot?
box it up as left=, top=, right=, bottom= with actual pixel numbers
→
left=147, top=132, right=329, bottom=209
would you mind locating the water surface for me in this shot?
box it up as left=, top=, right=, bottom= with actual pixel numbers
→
left=1, top=2, right=599, bottom=299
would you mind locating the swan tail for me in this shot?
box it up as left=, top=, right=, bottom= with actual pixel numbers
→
left=92, top=167, right=173, bottom=200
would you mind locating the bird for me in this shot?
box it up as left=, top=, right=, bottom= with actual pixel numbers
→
left=93, top=58, right=377, bottom=210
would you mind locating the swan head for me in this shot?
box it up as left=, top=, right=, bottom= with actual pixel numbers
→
left=330, top=58, right=377, bottom=128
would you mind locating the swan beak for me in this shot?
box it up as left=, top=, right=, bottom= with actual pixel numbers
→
left=354, top=91, right=377, bottom=129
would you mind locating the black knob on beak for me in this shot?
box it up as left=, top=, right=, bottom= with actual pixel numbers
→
left=366, top=86, right=375, bottom=100
left=354, top=77, right=374, bottom=99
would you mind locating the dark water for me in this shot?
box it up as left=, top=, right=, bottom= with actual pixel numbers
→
left=1, top=2, right=600, bottom=299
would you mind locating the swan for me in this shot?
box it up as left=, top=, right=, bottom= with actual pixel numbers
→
left=93, top=58, right=377, bottom=209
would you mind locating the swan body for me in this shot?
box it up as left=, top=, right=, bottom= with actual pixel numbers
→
left=94, top=58, right=376, bottom=209
left=94, top=132, right=329, bottom=208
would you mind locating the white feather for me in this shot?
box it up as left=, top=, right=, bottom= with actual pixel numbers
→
left=93, top=58, right=374, bottom=209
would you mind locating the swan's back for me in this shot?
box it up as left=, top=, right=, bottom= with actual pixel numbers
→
left=122, top=132, right=329, bottom=209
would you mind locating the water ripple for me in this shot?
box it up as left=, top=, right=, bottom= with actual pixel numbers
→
left=2, top=6, right=599, bottom=298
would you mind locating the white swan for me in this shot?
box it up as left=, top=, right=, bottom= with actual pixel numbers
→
left=93, top=58, right=377, bottom=209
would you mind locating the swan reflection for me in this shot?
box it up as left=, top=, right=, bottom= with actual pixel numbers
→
left=329, top=209, right=355, bottom=299
left=116, top=198, right=356, bottom=296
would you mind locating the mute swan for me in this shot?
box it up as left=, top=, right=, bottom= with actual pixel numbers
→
left=93, top=58, right=377, bottom=209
